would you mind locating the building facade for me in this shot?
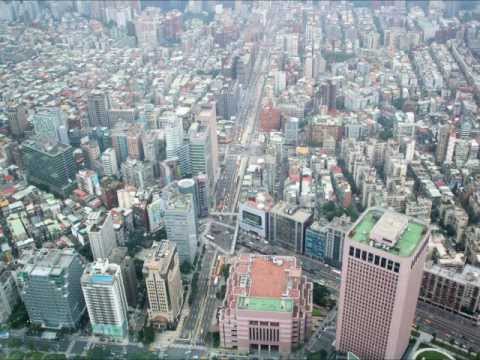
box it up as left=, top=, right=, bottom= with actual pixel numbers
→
left=17, top=249, right=86, bottom=330
left=219, top=254, right=312, bottom=354
left=336, top=208, right=430, bottom=359
left=143, top=241, right=184, bottom=329
left=81, top=259, right=128, bottom=339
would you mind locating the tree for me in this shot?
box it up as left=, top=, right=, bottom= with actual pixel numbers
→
left=307, top=349, right=328, bottom=360
left=221, top=264, right=230, bottom=279
left=312, top=283, right=331, bottom=307
left=180, top=261, right=192, bottom=275
left=142, top=326, right=155, bottom=345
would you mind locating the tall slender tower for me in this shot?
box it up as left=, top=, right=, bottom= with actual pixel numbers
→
left=336, top=207, right=430, bottom=359
left=143, top=240, right=184, bottom=329
left=81, top=259, right=128, bottom=339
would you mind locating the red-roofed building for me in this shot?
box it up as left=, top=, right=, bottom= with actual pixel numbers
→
left=219, top=254, right=312, bottom=355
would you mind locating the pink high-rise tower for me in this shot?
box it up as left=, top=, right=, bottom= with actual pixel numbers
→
left=336, top=207, right=430, bottom=359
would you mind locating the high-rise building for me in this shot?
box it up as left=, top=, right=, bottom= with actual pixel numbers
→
left=101, top=147, right=119, bottom=177
left=164, top=114, right=184, bottom=160
left=435, top=123, right=451, bottom=164
left=6, top=102, right=28, bottom=137
left=219, top=254, right=312, bottom=354
left=188, top=122, right=215, bottom=202
left=143, top=240, right=184, bottom=329
left=108, top=247, right=137, bottom=308
left=195, top=174, right=209, bottom=218
left=21, top=140, right=77, bottom=198
left=32, top=107, right=69, bottom=145
left=420, top=263, right=480, bottom=325
left=336, top=207, right=430, bottom=359
left=87, top=90, right=111, bottom=128
left=163, top=190, right=198, bottom=264
left=81, top=259, right=128, bottom=339
left=76, top=169, right=101, bottom=196
left=0, top=264, right=19, bottom=323
left=196, top=104, right=219, bottom=183
left=121, top=158, right=155, bottom=190
left=16, top=249, right=86, bottom=330
left=268, top=201, right=313, bottom=254
left=88, top=211, right=117, bottom=260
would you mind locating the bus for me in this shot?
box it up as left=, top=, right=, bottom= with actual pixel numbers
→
left=205, top=234, right=214, bottom=241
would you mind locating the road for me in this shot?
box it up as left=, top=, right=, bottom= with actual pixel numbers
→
left=415, top=302, right=480, bottom=352
left=179, top=249, right=216, bottom=341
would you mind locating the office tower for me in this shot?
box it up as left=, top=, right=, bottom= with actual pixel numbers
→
left=435, top=123, right=451, bottom=164
left=111, top=123, right=130, bottom=164
left=81, top=259, right=128, bottom=339
left=219, top=254, right=312, bottom=354
left=121, top=158, right=155, bottom=190
left=88, top=211, right=117, bottom=260
left=6, top=102, right=28, bottom=137
left=268, top=201, right=313, bottom=254
left=134, top=8, right=163, bottom=48
left=32, top=107, right=69, bottom=145
left=0, top=264, right=19, bottom=323
left=305, top=216, right=351, bottom=268
left=101, top=147, right=119, bottom=177
left=21, top=140, right=76, bottom=198
left=188, top=122, right=215, bottom=202
left=178, top=178, right=199, bottom=217
left=284, top=117, right=300, bottom=146
left=81, top=139, right=101, bottom=169
left=16, top=249, right=86, bottom=330
left=126, top=125, right=144, bottom=160
left=87, top=90, right=111, bottom=127
left=108, top=247, right=137, bottom=308
left=176, top=143, right=192, bottom=177
left=76, top=169, right=101, bottom=196
left=336, top=207, right=430, bottom=359
left=196, top=104, right=219, bottom=183
left=165, top=114, right=184, bottom=159
left=143, top=241, right=184, bottom=329
left=195, top=174, right=209, bottom=218
left=164, top=190, right=198, bottom=264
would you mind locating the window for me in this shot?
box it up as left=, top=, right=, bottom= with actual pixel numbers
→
left=368, top=253, right=373, bottom=263
left=394, top=263, right=400, bottom=273
left=381, top=257, right=386, bottom=268
left=355, top=248, right=361, bottom=258
left=349, top=246, right=355, bottom=256
left=374, top=255, right=380, bottom=265
left=387, top=260, right=393, bottom=271
left=361, top=251, right=367, bottom=261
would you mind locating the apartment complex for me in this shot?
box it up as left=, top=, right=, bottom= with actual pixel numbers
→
left=81, top=259, right=129, bottom=339
left=88, top=211, right=117, bottom=260
left=219, top=254, right=312, bottom=355
left=17, top=248, right=86, bottom=330
left=420, top=263, right=480, bottom=325
left=336, top=208, right=430, bottom=359
left=143, top=240, right=184, bottom=329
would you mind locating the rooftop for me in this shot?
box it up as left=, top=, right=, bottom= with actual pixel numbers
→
left=237, top=296, right=293, bottom=313
left=349, top=208, right=427, bottom=257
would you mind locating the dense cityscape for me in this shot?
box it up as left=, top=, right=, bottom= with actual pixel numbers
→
left=0, top=0, right=479, bottom=359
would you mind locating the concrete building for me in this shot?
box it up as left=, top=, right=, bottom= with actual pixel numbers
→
left=219, top=254, right=312, bottom=354
left=108, top=247, right=137, bottom=308
left=336, top=208, right=430, bottom=359
left=32, top=107, right=69, bottom=145
left=0, top=264, right=19, bottom=323
left=87, top=90, right=111, bottom=128
left=268, top=201, right=313, bottom=254
left=76, top=169, right=101, bottom=196
left=305, top=216, right=351, bottom=268
left=189, top=121, right=216, bottom=201
left=143, top=241, right=184, bottom=329
left=16, top=249, right=86, bottom=330
left=420, top=263, right=480, bottom=325
left=81, top=259, right=128, bottom=339
left=196, top=104, right=219, bottom=185
left=101, top=147, right=119, bottom=177
left=164, top=191, right=198, bottom=264
left=21, top=140, right=76, bottom=198
left=6, top=102, right=28, bottom=137
left=88, top=211, right=117, bottom=260
left=121, top=158, right=155, bottom=190
left=239, top=192, right=274, bottom=239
